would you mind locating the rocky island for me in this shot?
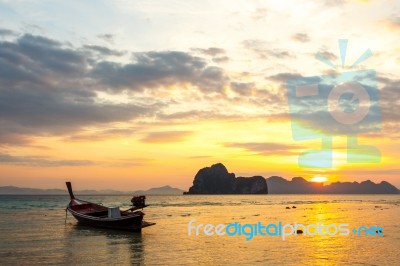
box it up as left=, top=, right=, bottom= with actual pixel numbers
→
left=184, top=163, right=268, bottom=194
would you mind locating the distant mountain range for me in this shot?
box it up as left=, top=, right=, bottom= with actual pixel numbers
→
left=267, top=176, right=400, bottom=194
left=0, top=185, right=184, bottom=195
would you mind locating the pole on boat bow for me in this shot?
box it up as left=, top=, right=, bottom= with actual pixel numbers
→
left=66, top=182, right=75, bottom=199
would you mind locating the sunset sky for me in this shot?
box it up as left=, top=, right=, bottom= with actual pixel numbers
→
left=0, top=0, right=399, bottom=190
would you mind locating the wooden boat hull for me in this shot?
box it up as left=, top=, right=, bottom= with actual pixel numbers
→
left=67, top=207, right=150, bottom=231
left=65, top=182, right=155, bottom=232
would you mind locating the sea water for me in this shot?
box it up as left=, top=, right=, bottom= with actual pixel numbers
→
left=0, top=195, right=399, bottom=265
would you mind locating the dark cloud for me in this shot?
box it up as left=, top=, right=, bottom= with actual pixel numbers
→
left=91, top=51, right=228, bottom=93
left=242, top=39, right=267, bottom=58
left=140, top=131, right=193, bottom=143
left=192, top=47, right=225, bottom=56
left=0, top=87, right=150, bottom=135
left=0, top=32, right=157, bottom=146
left=0, top=152, right=94, bottom=167
left=97, top=33, right=115, bottom=44
left=253, top=88, right=287, bottom=105
left=378, top=77, right=400, bottom=123
left=316, top=50, right=338, bottom=61
left=291, top=33, right=310, bottom=42
left=242, top=39, right=294, bottom=59
left=268, top=72, right=303, bottom=82
left=0, top=133, right=35, bottom=147
left=83, top=45, right=125, bottom=56
left=192, top=47, right=229, bottom=63
left=7, top=34, right=87, bottom=77
left=377, top=76, right=398, bottom=86
left=0, top=28, right=16, bottom=36
left=230, top=82, right=254, bottom=95
left=366, top=122, right=400, bottom=139
left=270, top=50, right=293, bottom=58
left=212, top=56, right=229, bottom=63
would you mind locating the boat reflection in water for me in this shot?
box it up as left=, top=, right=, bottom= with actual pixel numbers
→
left=63, top=224, right=144, bottom=265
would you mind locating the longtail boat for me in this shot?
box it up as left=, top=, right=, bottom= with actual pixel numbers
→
left=65, top=182, right=155, bottom=231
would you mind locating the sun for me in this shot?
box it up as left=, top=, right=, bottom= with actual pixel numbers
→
left=310, top=175, right=328, bottom=183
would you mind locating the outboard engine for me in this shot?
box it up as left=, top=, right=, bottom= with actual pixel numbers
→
left=131, top=195, right=146, bottom=209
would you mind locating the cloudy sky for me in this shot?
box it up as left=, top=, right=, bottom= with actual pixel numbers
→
left=0, top=0, right=399, bottom=190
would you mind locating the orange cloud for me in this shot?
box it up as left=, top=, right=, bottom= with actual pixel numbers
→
left=140, top=131, right=194, bottom=143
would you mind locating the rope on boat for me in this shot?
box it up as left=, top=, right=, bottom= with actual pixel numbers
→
left=65, top=207, right=68, bottom=225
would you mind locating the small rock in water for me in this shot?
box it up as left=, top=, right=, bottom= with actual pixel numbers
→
left=292, top=206, right=297, bottom=209
left=286, top=207, right=290, bottom=209
left=296, top=229, right=303, bottom=234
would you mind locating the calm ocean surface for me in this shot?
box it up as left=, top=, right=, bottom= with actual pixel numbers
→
left=0, top=195, right=399, bottom=265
